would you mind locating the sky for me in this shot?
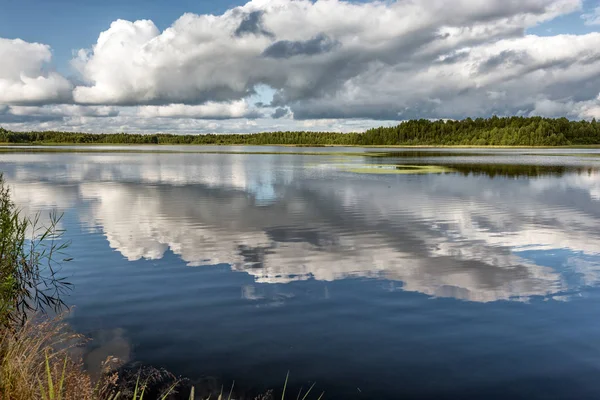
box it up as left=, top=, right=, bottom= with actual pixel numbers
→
left=0, top=0, right=599, bottom=134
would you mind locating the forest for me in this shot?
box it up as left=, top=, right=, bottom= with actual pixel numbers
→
left=1, top=116, right=599, bottom=146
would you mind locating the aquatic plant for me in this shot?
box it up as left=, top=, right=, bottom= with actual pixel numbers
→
left=0, top=173, right=72, bottom=327
left=343, top=164, right=454, bottom=174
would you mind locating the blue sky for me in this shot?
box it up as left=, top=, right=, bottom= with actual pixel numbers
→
left=0, top=0, right=599, bottom=133
left=527, top=0, right=600, bottom=35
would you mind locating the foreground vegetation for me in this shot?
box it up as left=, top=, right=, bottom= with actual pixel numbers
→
left=0, top=175, right=71, bottom=327
left=0, top=174, right=321, bottom=399
left=1, top=315, right=315, bottom=399
left=2, top=116, right=600, bottom=146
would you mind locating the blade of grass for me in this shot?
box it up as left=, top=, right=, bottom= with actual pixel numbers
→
left=139, top=380, right=147, bottom=400
left=133, top=375, right=140, bottom=400
left=45, top=350, right=54, bottom=400
left=159, top=381, right=179, bottom=400
left=39, top=380, right=49, bottom=400
left=57, top=355, right=68, bottom=400
left=281, top=371, right=289, bottom=400
left=301, top=382, right=316, bottom=400
left=227, top=381, right=235, bottom=400
left=189, top=386, right=195, bottom=400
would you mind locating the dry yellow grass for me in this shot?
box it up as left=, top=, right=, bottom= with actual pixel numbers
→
left=0, top=314, right=95, bottom=400
left=0, top=316, right=322, bottom=399
left=0, top=315, right=190, bottom=399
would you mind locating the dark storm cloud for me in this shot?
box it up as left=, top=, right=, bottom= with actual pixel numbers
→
left=271, top=107, right=289, bottom=119
left=0, top=114, right=63, bottom=123
left=234, top=11, right=275, bottom=38
left=266, top=29, right=449, bottom=109
left=0, top=108, right=63, bottom=124
left=289, top=102, right=404, bottom=121
left=545, top=74, right=600, bottom=103
left=262, top=33, right=339, bottom=58
left=478, top=50, right=532, bottom=73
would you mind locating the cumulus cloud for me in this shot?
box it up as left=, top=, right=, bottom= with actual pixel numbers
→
left=2, top=0, right=600, bottom=132
left=136, top=100, right=258, bottom=119
left=292, top=32, right=600, bottom=120
left=0, top=38, right=72, bottom=104
left=9, top=105, right=119, bottom=118
left=0, top=104, right=120, bottom=125
left=67, top=0, right=592, bottom=117
left=0, top=102, right=262, bottom=130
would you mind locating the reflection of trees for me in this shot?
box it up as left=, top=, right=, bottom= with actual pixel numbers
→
left=366, top=157, right=600, bottom=178
left=448, top=164, right=600, bottom=179
left=3, top=154, right=600, bottom=303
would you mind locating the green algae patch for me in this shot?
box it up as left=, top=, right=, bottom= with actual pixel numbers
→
left=344, top=164, right=454, bottom=174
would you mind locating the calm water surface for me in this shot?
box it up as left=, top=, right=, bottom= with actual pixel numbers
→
left=2, top=146, right=600, bottom=399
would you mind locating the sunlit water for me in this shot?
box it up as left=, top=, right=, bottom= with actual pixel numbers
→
left=2, top=146, right=600, bottom=399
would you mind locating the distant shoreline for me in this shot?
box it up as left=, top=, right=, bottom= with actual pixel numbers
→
left=2, top=116, right=600, bottom=147
left=2, top=142, right=600, bottom=149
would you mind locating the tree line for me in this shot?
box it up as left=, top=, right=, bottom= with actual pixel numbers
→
left=1, top=116, right=599, bottom=146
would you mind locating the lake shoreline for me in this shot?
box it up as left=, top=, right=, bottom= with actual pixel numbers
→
left=2, top=142, right=600, bottom=149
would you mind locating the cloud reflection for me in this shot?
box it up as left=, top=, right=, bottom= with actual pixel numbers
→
left=3, top=153, right=600, bottom=303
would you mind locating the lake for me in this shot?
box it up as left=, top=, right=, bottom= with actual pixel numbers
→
left=1, top=146, right=600, bottom=399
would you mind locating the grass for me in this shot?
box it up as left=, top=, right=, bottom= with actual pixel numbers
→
left=0, top=314, right=325, bottom=400
left=0, top=315, right=95, bottom=400
left=0, top=314, right=174, bottom=399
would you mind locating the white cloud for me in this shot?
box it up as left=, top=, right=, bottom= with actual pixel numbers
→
left=0, top=113, right=400, bottom=134
left=136, top=100, right=257, bottom=119
left=9, top=105, right=119, bottom=118
left=0, top=38, right=72, bottom=104
left=3, top=0, right=600, bottom=132
left=70, top=0, right=585, bottom=111
left=289, top=32, right=600, bottom=120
